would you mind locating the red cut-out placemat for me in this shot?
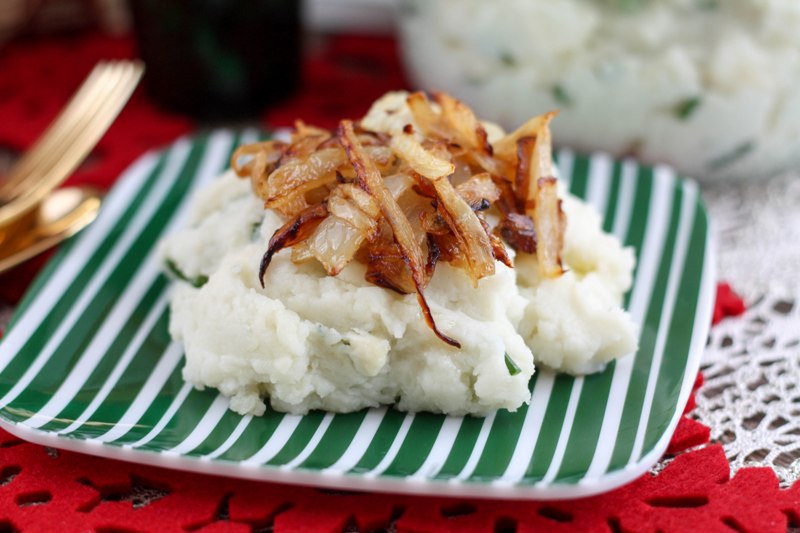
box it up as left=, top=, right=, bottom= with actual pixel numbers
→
left=713, top=283, right=747, bottom=325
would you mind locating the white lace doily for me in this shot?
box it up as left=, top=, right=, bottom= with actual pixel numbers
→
left=696, top=174, right=800, bottom=486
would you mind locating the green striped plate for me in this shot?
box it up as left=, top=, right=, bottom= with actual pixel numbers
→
left=0, top=130, right=715, bottom=499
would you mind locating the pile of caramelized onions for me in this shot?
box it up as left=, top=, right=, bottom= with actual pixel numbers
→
left=231, top=92, right=566, bottom=348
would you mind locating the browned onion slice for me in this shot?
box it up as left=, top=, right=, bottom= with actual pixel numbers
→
left=390, top=133, right=455, bottom=178
left=259, top=203, right=328, bottom=286
left=406, top=91, right=449, bottom=139
left=497, top=212, right=537, bottom=254
left=493, top=110, right=558, bottom=164
left=429, top=231, right=465, bottom=268
left=488, top=230, right=514, bottom=268
left=328, top=184, right=379, bottom=237
left=231, top=141, right=288, bottom=198
left=306, top=217, right=366, bottom=275
left=391, top=133, right=495, bottom=285
left=264, top=147, right=346, bottom=205
left=514, top=136, right=537, bottom=213
left=364, top=234, right=416, bottom=295
left=340, top=122, right=427, bottom=278
left=434, top=92, right=503, bottom=177
left=292, top=120, right=331, bottom=142
left=534, top=177, right=566, bottom=278
left=340, top=120, right=460, bottom=348
left=455, top=172, right=500, bottom=211
left=282, top=130, right=330, bottom=161
left=434, top=92, right=494, bottom=157
left=305, top=183, right=383, bottom=275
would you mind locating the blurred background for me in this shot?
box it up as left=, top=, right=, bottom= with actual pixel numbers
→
left=5, top=0, right=800, bottom=176
left=0, top=0, right=398, bottom=123
left=3, top=0, right=800, bottom=183
left=0, top=0, right=798, bottom=301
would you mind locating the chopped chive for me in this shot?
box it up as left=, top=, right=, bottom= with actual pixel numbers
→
left=397, top=0, right=419, bottom=17
left=696, top=0, right=719, bottom=10
left=165, top=258, right=209, bottom=288
left=707, top=141, right=755, bottom=171
left=674, top=96, right=702, bottom=120
left=251, top=219, right=263, bottom=240
left=504, top=353, right=521, bottom=376
left=499, top=51, right=517, bottom=67
left=615, top=0, right=648, bottom=12
left=552, top=84, right=573, bottom=107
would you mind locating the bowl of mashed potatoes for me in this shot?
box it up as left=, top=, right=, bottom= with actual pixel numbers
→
left=397, top=0, right=800, bottom=182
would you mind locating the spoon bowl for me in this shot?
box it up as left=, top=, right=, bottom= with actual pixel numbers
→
left=0, top=186, right=102, bottom=274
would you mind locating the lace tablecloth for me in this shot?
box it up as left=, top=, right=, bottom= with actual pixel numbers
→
left=698, top=176, right=800, bottom=486
left=0, top=31, right=798, bottom=532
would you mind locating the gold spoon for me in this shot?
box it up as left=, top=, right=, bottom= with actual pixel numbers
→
left=0, top=186, right=102, bottom=274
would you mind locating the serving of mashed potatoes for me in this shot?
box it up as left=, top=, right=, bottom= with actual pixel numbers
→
left=159, top=94, right=638, bottom=416
left=398, top=0, right=800, bottom=181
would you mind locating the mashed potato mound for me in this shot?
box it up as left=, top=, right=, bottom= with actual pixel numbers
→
left=516, top=196, right=637, bottom=374
left=159, top=93, right=638, bottom=416
left=160, top=172, right=637, bottom=416
left=161, top=173, right=535, bottom=416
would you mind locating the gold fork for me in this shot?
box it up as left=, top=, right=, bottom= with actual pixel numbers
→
left=0, top=60, right=144, bottom=228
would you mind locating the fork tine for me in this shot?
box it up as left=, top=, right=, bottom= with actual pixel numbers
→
left=17, top=68, right=140, bottom=197
left=0, top=62, right=136, bottom=199
left=6, top=64, right=138, bottom=201
left=0, top=63, right=115, bottom=195
left=0, top=61, right=142, bottom=226
left=2, top=63, right=132, bottom=198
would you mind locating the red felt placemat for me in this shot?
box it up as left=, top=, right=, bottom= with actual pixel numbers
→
left=0, top=31, right=784, bottom=533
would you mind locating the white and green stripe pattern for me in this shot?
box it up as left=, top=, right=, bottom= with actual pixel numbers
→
left=0, top=134, right=715, bottom=499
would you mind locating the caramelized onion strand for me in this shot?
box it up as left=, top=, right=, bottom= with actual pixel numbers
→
left=259, top=203, right=328, bottom=287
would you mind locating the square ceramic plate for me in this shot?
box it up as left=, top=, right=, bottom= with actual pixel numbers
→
left=0, top=130, right=715, bottom=500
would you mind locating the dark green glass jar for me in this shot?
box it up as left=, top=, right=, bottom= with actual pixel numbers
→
left=130, top=0, right=301, bottom=119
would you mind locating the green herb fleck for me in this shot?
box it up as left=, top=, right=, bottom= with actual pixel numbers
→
left=608, top=0, right=650, bottom=12
left=552, top=84, right=573, bottom=107
left=500, top=51, right=517, bottom=67
left=504, top=353, right=521, bottom=376
left=165, top=258, right=209, bottom=288
left=251, top=219, right=263, bottom=241
left=674, top=96, right=702, bottom=120
left=464, top=75, right=487, bottom=87
left=696, top=0, right=719, bottom=10
left=707, top=141, right=755, bottom=171
left=397, top=0, right=419, bottom=17
left=591, top=0, right=652, bottom=12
